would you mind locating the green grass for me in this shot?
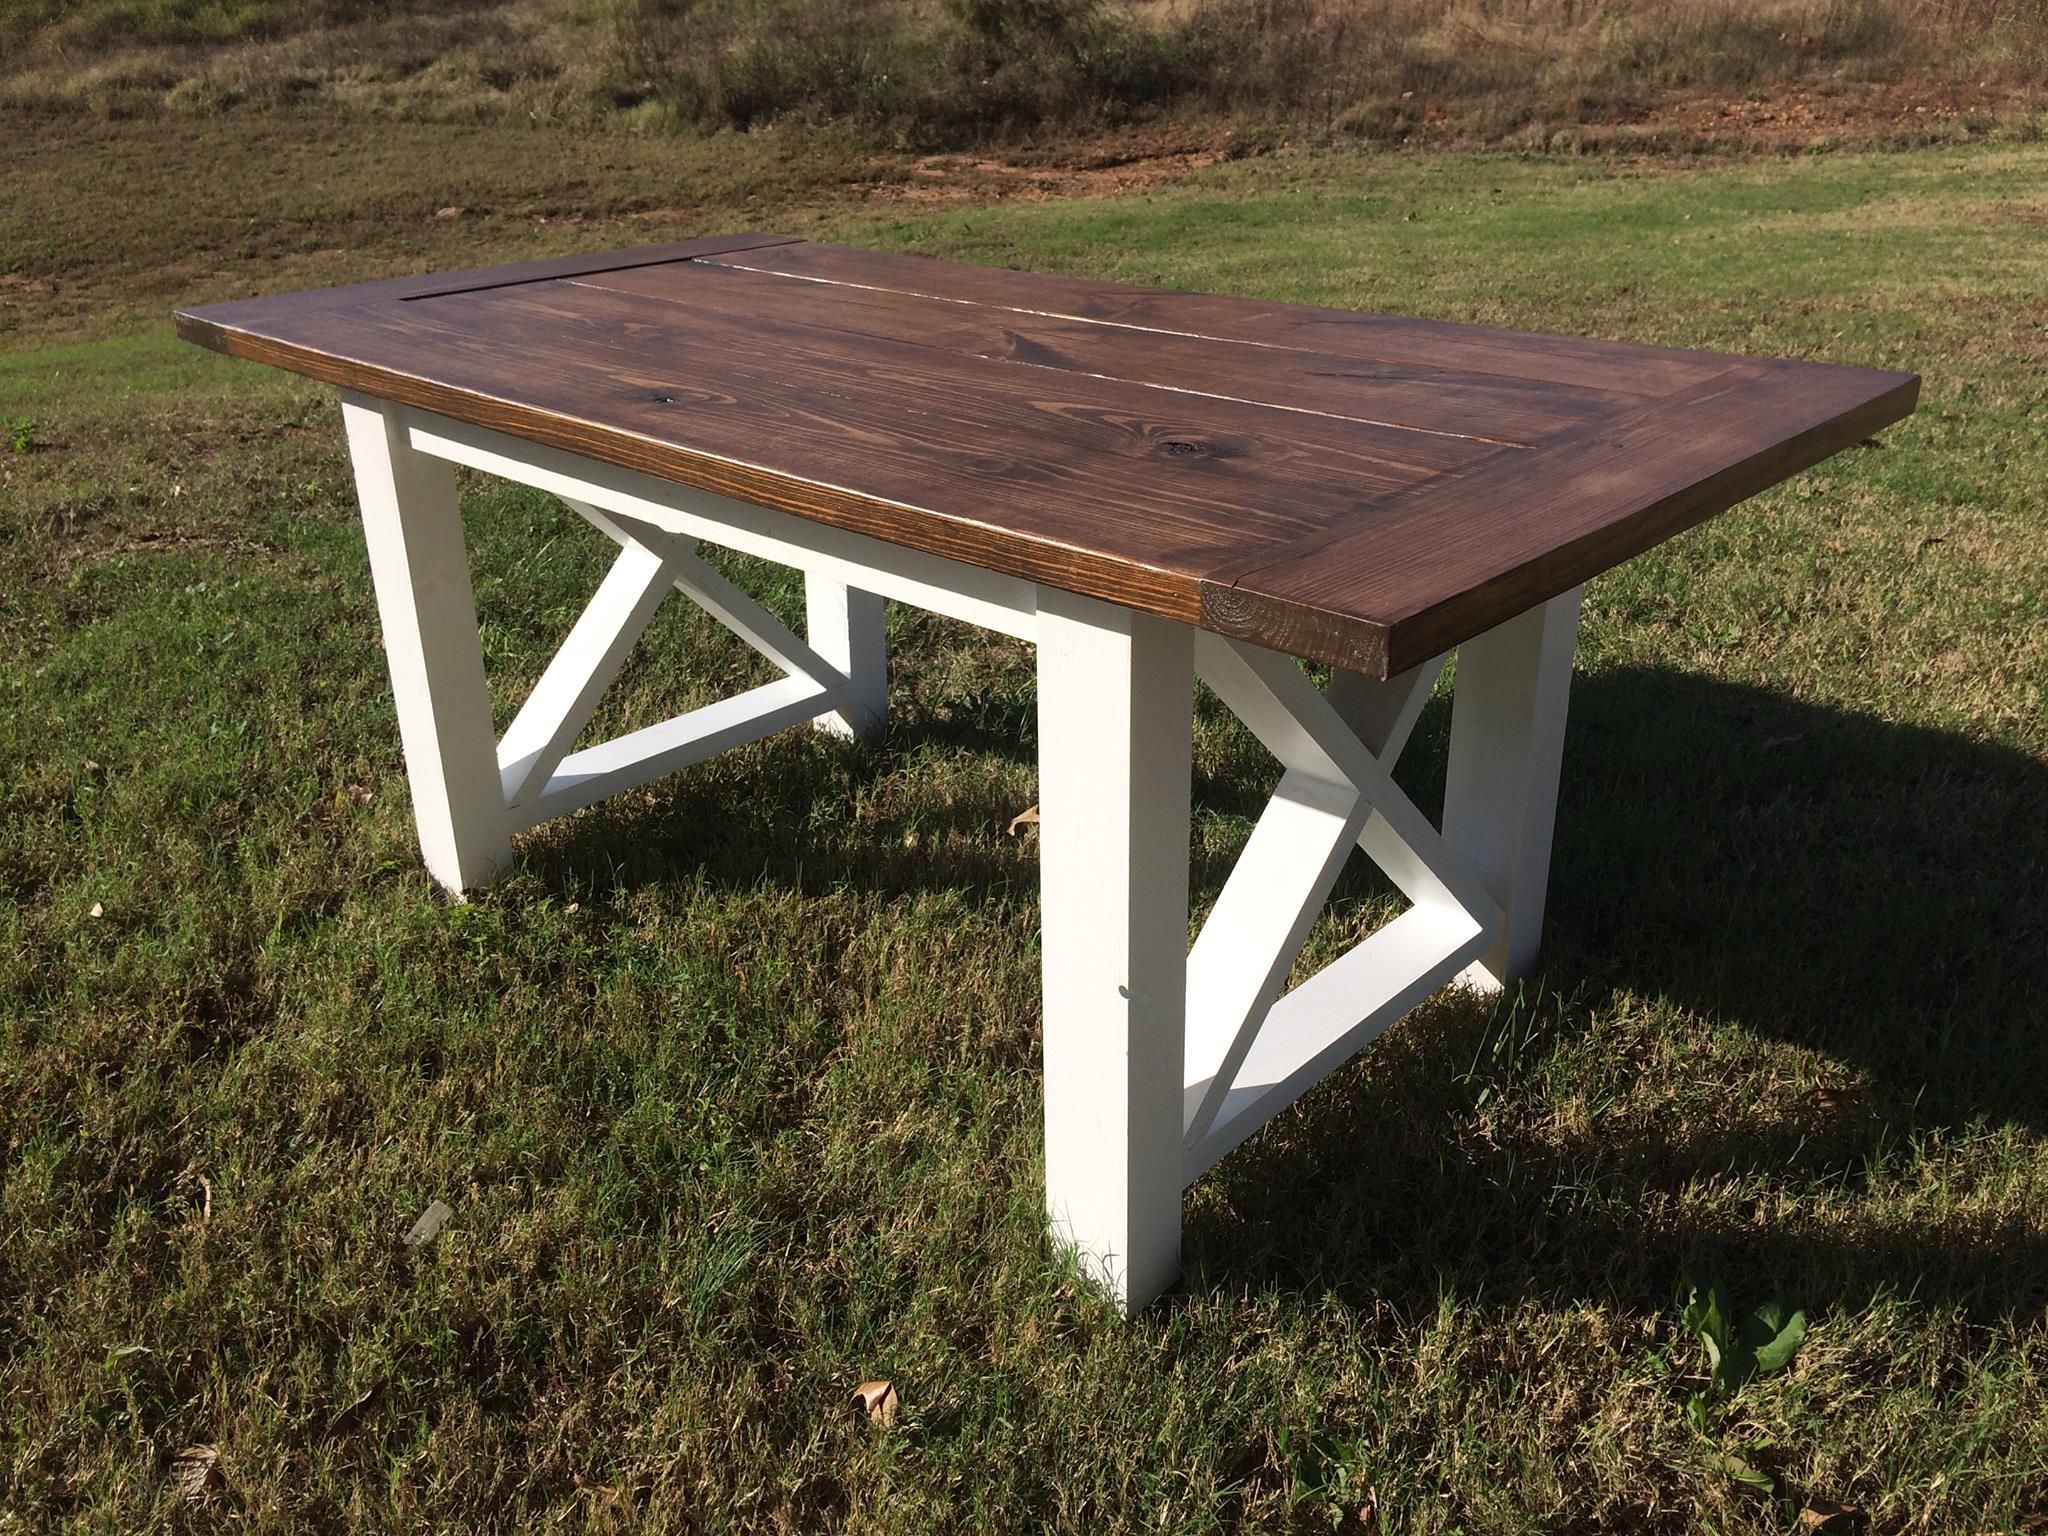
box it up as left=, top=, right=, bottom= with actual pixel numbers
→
left=3, top=128, right=2047, bottom=1531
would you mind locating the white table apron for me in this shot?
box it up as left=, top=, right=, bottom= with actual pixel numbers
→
left=342, top=390, right=1583, bottom=1317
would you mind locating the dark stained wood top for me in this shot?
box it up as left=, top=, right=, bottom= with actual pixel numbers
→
left=176, top=233, right=1917, bottom=677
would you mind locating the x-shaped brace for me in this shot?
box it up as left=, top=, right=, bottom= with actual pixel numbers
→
left=493, top=501, right=871, bottom=832
left=1181, top=635, right=1503, bottom=1178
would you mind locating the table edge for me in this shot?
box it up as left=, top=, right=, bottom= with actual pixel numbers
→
left=176, top=247, right=1923, bottom=679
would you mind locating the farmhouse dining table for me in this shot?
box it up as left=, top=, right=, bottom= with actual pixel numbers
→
left=178, top=235, right=1917, bottom=1314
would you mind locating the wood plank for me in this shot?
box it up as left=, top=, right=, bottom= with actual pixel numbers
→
left=179, top=232, right=798, bottom=329
left=573, top=258, right=1618, bottom=447
left=695, top=240, right=1739, bottom=398
left=1204, top=361, right=1921, bottom=675
left=454, top=279, right=1486, bottom=488
left=176, top=236, right=1921, bottom=674
left=1185, top=903, right=1488, bottom=1183
left=182, top=274, right=1511, bottom=632
left=510, top=673, right=837, bottom=830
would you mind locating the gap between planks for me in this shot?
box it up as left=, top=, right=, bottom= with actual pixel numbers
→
left=646, top=258, right=1532, bottom=450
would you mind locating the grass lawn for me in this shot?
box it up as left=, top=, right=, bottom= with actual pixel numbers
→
left=3, top=115, right=2046, bottom=1531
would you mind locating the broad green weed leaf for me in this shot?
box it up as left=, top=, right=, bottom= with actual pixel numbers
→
left=1749, top=1308, right=1807, bottom=1377
left=1711, top=1449, right=1774, bottom=1491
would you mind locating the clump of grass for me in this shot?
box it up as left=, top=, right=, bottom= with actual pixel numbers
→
left=548, top=0, right=2048, bottom=145
left=5, top=0, right=2047, bottom=147
left=577, top=0, right=1215, bottom=145
left=0, top=0, right=477, bottom=51
left=939, top=0, right=1214, bottom=130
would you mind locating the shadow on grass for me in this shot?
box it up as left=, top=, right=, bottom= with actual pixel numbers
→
left=516, top=680, right=1283, bottom=905
left=521, top=662, right=2046, bottom=1318
left=1197, top=664, right=2048, bottom=1323
left=516, top=686, right=1041, bottom=902
left=1555, top=664, right=2045, bottom=1133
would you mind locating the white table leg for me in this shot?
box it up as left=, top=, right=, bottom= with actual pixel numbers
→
left=342, top=396, right=511, bottom=895
left=1034, top=588, right=1193, bottom=1316
left=805, top=578, right=887, bottom=739
left=1442, top=586, right=1583, bottom=991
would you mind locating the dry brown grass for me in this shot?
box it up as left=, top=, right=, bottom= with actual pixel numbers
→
left=1, top=0, right=2044, bottom=150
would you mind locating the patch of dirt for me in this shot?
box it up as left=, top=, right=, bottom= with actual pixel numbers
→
left=885, top=146, right=1234, bottom=203
left=39, top=526, right=288, bottom=585
left=1639, top=80, right=2008, bottom=148
left=831, top=83, right=2023, bottom=205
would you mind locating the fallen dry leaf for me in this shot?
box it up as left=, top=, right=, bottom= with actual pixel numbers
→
left=88, top=902, right=104, bottom=919
left=1800, top=1498, right=1863, bottom=1531
left=323, top=1382, right=380, bottom=1436
left=173, top=1444, right=221, bottom=1502
left=1806, top=1085, right=1847, bottom=1116
left=404, top=1199, right=454, bottom=1249
left=1007, top=805, right=1040, bottom=837
left=574, top=1470, right=635, bottom=1532
left=852, top=1379, right=898, bottom=1426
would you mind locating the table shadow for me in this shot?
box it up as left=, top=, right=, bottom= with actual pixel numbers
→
left=518, top=686, right=1043, bottom=902
left=1190, top=664, right=2048, bottom=1322
left=517, top=679, right=1281, bottom=904
left=521, top=661, right=2045, bottom=1318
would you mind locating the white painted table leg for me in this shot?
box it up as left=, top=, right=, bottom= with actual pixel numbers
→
left=1442, top=586, right=1583, bottom=991
left=342, top=396, right=511, bottom=895
left=1034, top=589, right=1193, bottom=1316
left=805, top=577, right=887, bottom=739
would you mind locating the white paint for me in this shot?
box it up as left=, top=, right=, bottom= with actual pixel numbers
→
left=1035, top=587, right=1193, bottom=1317
left=1183, top=904, right=1489, bottom=1181
left=497, top=536, right=680, bottom=808
left=1324, top=653, right=1446, bottom=760
left=341, top=397, right=511, bottom=894
left=403, top=409, right=1038, bottom=642
left=1193, top=633, right=1502, bottom=933
left=334, top=386, right=1586, bottom=1316
left=1443, top=587, right=1582, bottom=991
left=1179, top=654, right=1446, bottom=1148
left=571, top=502, right=850, bottom=690
left=1176, top=638, right=1494, bottom=1171
left=509, top=674, right=839, bottom=831
left=805, top=579, right=888, bottom=739
left=1181, top=767, right=1369, bottom=1148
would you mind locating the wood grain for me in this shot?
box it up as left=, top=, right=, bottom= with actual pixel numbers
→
left=183, top=232, right=798, bottom=322
left=1203, top=363, right=1920, bottom=675
left=573, top=258, right=1620, bottom=447
left=176, top=235, right=1920, bottom=675
left=695, top=241, right=1740, bottom=397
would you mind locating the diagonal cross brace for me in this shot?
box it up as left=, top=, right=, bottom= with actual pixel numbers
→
left=493, top=500, right=857, bottom=817
left=1181, top=636, right=1498, bottom=1154
left=496, top=535, right=682, bottom=807
left=576, top=503, right=852, bottom=690
left=1194, top=635, right=1500, bottom=925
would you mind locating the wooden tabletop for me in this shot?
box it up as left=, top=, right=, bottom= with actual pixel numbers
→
left=177, top=234, right=1917, bottom=677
